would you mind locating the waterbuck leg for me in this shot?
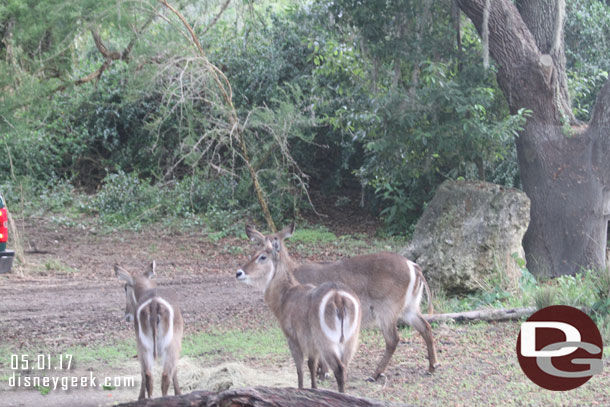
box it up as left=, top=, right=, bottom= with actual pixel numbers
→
left=161, top=373, right=170, bottom=396
left=145, top=371, right=153, bottom=398
left=162, top=352, right=179, bottom=396
left=370, top=323, right=399, bottom=380
left=409, top=312, right=439, bottom=372
left=307, top=357, right=319, bottom=389
left=327, top=356, right=346, bottom=393
left=288, top=339, right=305, bottom=389
left=173, top=371, right=181, bottom=395
left=139, top=351, right=154, bottom=399
left=138, top=371, right=146, bottom=400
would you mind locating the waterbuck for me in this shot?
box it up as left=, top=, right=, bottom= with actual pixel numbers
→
left=236, top=224, right=362, bottom=393
left=115, top=262, right=183, bottom=400
left=245, top=223, right=439, bottom=381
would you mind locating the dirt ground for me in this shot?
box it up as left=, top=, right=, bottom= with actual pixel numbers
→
left=1, top=216, right=609, bottom=407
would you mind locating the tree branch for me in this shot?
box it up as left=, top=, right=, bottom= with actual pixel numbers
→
left=419, top=307, right=536, bottom=324
left=91, top=29, right=122, bottom=60
left=202, top=0, right=232, bottom=36
left=51, top=14, right=157, bottom=94
left=159, top=0, right=277, bottom=232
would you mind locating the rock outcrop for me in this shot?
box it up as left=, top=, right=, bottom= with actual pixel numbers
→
left=404, top=180, right=530, bottom=294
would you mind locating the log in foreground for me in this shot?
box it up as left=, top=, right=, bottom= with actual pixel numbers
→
left=116, top=386, right=409, bottom=407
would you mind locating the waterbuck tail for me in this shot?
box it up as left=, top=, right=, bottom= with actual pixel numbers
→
left=333, top=294, right=346, bottom=343
left=150, top=301, right=159, bottom=360
left=153, top=297, right=176, bottom=357
left=413, top=262, right=433, bottom=314
left=319, top=290, right=360, bottom=346
left=336, top=290, right=359, bottom=344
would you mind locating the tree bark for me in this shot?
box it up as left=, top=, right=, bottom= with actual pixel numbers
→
left=116, top=387, right=405, bottom=407
left=456, top=0, right=610, bottom=277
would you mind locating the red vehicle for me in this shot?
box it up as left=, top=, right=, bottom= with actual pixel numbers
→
left=0, top=193, right=14, bottom=274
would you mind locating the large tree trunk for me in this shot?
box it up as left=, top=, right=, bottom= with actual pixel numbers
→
left=516, top=124, right=607, bottom=276
left=456, top=0, right=610, bottom=277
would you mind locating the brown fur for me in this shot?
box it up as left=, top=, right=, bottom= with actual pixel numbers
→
left=115, top=262, right=184, bottom=400
left=247, top=224, right=438, bottom=380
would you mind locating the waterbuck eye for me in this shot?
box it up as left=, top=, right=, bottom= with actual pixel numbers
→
left=258, top=254, right=267, bottom=262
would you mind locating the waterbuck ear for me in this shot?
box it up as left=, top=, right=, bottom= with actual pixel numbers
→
left=245, top=224, right=265, bottom=244
left=114, top=265, right=135, bottom=286
left=144, top=261, right=156, bottom=279
left=278, top=222, right=295, bottom=240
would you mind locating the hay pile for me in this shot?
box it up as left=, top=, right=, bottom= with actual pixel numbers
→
left=178, top=358, right=295, bottom=392
left=122, top=358, right=295, bottom=394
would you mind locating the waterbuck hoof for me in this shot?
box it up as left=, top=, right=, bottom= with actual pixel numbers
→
left=427, top=363, right=441, bottom=374
left=366, top=373, right=385, bottom=382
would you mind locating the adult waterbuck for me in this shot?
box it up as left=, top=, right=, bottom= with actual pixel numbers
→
left=115, top=262, right=183, bottom=400
left=236, top=224, right=362, bottom=393
left=245, top=223, right=439, bottom=381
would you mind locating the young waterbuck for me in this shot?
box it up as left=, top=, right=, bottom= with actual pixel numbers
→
left=236, top=223, right=362, bottom=393
left=246, top=223, right=439, bottom=381
left=115, top=262, right=183, bottom=400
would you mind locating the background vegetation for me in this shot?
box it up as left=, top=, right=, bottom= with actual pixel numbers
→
left=1, top=0, right=608, bottom=233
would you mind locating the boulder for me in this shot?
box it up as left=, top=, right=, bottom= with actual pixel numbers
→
left=404, top=180, right=530, bottom=294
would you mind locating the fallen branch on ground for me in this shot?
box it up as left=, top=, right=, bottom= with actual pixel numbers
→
left=406, top=306, right=538, bottom=325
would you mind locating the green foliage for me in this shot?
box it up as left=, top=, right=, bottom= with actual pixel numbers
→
left=65, top=339, right=135, bottom=366
left=435, top=264, right=610, bottom=337
left=290, top=227, right=337, bottom=245
left=3, top=0, right=525, bottom=235
left=90, top=171, right=163, bottom=227
left=239, top=84, right=319, bottom=221
left=534, top=286, right=560, bottom=310
left=181, top=328, right=288, bottom=361
left=590, top=268, right=610, bottom=318
left=549, top=271, right=598, bottom=307
left=436, top=266, right=610, bottom=345
left=87, top=171, right=244, bottom=231
left=2, top=0, right=609, bottom=238
left=0, top=177, right=83, bottom=218
left=565, top=0, right=610, bottom=121
left=311, top=1, right=527, bottom=233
